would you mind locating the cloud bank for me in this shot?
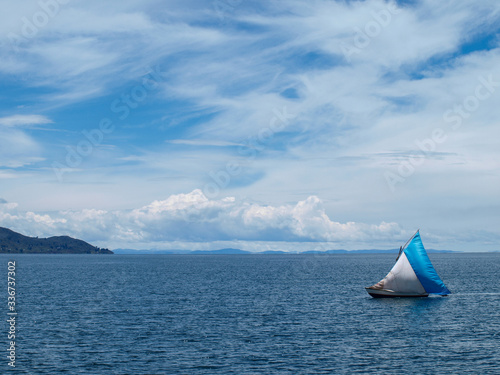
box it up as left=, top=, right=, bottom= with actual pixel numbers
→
left=0, top=190, right=404, bottom=251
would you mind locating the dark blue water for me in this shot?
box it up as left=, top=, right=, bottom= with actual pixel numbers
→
left=2, top=253, right=499, bottom=374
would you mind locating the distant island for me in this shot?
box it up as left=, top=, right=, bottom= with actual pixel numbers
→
left=0, top=227, right=113, bottom=254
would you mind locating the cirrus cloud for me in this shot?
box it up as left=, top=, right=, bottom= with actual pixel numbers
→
left=0, top=114, right=52, bottom=127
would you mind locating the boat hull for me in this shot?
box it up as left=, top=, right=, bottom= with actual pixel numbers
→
left=365, top=287, right=428, bottom=298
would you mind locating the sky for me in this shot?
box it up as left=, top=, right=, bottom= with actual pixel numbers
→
left=0, top=0, right=499, bottom=252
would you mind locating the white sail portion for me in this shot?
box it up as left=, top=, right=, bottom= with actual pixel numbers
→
left=369, top=252, right=426, bottom=294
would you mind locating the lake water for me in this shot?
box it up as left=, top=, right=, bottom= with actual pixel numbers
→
left=2, top=253, right=499, bottom=374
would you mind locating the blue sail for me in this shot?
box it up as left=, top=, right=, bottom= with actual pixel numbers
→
left=403, top=231, right=451, bottom=295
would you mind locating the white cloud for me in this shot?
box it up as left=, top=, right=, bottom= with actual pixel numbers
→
left=0, top=115, right=50, bottom=168
left=0, top=114, right=52, bottom=127
left=0, top=171, right=19, bottom=179
left=0, top=128, right=44, bottom=168
left=0, top=189, right=406, bottom=250
left=167, top=139, right=243, bottom=147
left=0, top=0, right=232, bottom=106
left=0, top=199, right=18, bottom=210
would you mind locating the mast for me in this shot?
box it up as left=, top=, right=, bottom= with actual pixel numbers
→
left=396, top=229, right=419, bottom=261
left=402, top=229, right=419, bottom=251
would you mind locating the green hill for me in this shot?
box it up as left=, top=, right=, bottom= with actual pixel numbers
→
left=0, top=227, right=113, bottom=254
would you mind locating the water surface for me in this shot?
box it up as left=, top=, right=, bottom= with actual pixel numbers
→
left=2, top=253, right=499, bottom=374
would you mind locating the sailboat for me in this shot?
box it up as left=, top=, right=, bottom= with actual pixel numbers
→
left=365, top=230, right=451, bottom=298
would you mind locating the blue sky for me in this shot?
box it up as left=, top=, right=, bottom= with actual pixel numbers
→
left=1, top=0, right=499, bottom=251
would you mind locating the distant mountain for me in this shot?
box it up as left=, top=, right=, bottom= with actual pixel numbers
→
left=260, top=250, right=289, bottom=254
left=302, top=249, right=349, bottom=254
left=190, top=248, right=250, bottom=254
left=327, top=249, right=458, bottom=254
left=113, top=249, right=182, bottom=254
left=0, top=227, right=113, bottom=254
left=114, top=248, right=251, bottom=255
left=112, top=247, right=461, bottom=255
